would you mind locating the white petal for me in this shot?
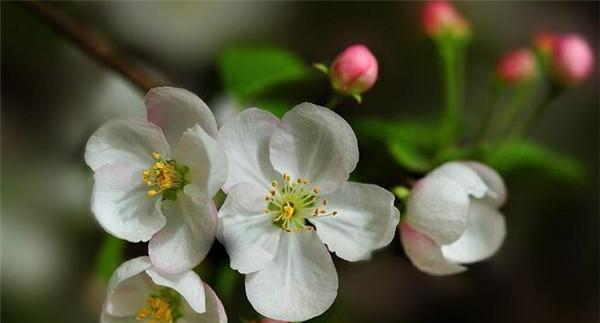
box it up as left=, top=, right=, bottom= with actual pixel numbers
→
left=149, top=193, right=217, bottom=274
left=442, top=201, right=506, bottom=264
left=404, top=176, right=470, bottom=245
left=430, top=161, right=488, bottom=199
left=310, top=182, right=400, bottom=261
left=218, top=183, right=282, bottom=274
left=219, top=108, right=280, bottom=192
left=245, top=231, right=338, bottom=322
left=145, top=87, right=218, bottom=146
left=85, top=118, right=169, bottom=171
left=100, top=311, right=136, bottom=323
left=176, top=124, right=228, bottom=200
left=92, top=163, right=166, bottom=242
left=105, top=257, right=154, bottom=317
left=180, top=283, right=228, bottom=323
left=269, top=102, right=359, bottom=194
left=463, top=161, right=507, bottom=208
left=145, top=267, right=206, bottom=314
left=400, top=223, right=466, bottom=276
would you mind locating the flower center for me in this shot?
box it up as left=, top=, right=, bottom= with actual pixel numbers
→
left=142, top=152, right=188, bottom=200
left=136, top=288, right=182, bottom=323
left=264, top=173, right=337, bottom=232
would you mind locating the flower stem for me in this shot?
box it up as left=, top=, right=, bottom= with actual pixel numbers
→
left=437, top=39, right=466, bottom=149
left=326, top=92, right=344, bottom=109
left=519, top=83, right=563, bottom=137
left=20, top=1, right=164, bottom=92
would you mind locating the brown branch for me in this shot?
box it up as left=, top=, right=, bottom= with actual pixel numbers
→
left=21, top=1, right=165, bottom=92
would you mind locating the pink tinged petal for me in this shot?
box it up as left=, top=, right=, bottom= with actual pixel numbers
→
left=219, top=108, right=280, bottom=192
left=92, top=163, right=166, bottom=242
left=176, top=124, right=228, bottom=200
left=430, top=161, right=488, bottom=199
left=180, top=283, right=228, bottom=323
left=269, top=103, right=359, bottom=194
left=441, top=201, right=506, bottom=264
left=217, top=183, right=282, bottom=274
left=105, top=257, right=154, bottom=317
left=85, top=118, right=170, bottom=171
left=404, top=176, right=470, bottom=245
left=245, top=231, right=338, bottom=322
left=310, top=182, right=400, bottom=261
left=463, top=161, right=507, bottom=208
left=400, top=223, right=466, bottom=276
left=145, top=87, right=219, bottom=146
left=145, top=267, right=206, bottom=314
left=149, top=193, right=217, bottom=274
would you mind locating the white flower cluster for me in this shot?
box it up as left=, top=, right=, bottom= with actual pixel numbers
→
left=86, top=87, right=506, bottom=323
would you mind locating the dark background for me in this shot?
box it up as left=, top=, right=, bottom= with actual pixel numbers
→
left=2, top=2, right=598, bottom=323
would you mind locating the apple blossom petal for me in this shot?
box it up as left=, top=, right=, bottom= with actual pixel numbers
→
left=105, top=257, right=154, bottom=317
left=310, top=182, right=400, bottom=261
left=219, top=108, right=280, bottom=192
left=85, top=118, right=169, bottom=171
left=400, top=223, right=466, bottom=276
left=441, top=201, right=506, bottom=264
left=145, top=87, right=218, bottom=146
left=218, top=183, right=282, bottom=274
left=100, top=311, right=136, bottom=323
left=92, top=163, right=166, bottom=242
left=404, top=176, right=470, bottom=245
left=149, top=193, right=217, bottom=274
left=430, top=161, right=488, bottom=199
left=175, top=124, right=228, bottom=200
left=180, top=283, right=228, bottom=323
left=245, top=231, right=338, bottom=322
left=269, top=102, right=359, bottom=194
left=145, top=267, right=206, bottom=314
left=463, top=161, right=507, bottom=208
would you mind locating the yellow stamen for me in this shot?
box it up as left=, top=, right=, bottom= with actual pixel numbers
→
left=136, top=296, right=174, bottom=323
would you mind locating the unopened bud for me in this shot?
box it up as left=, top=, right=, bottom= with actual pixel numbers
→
left=496, top=49, right=537, bottom=84
left=421, top=1, right=470, bottom=38
left=550, top=34, right=594, bottom=85
left=329, top=44, right=378, bottom=96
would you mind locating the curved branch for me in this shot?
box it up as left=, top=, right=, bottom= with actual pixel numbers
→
left=21, top=1, right=165, bottom=92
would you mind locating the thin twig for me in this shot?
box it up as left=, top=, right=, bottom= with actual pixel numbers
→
left=21, top=1, right=165, bottom=92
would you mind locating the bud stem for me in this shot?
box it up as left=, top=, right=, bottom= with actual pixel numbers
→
left=437, top=39, right=467, bottom=149
left=520, top=82, right=563, bottom=137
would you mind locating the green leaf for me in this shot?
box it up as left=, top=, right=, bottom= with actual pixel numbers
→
left=95, top=235, right=125, bottom=282
left=480, top=140, right=585, bottom=183
left=219, top=47, right=310, bottom=103
left=353, top=118, right=440, bottom=148
left=387, top=140, right=434, bottom=172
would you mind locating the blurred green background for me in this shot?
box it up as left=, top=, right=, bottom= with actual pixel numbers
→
left=1, top=1, right=597, bottom=323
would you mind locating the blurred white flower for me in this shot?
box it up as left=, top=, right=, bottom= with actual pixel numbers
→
left=85, top=87, right=227, bottom=274
left=101, top=257, right=227, bottom=323
left=98, top=2, right=289, bottom=67
left=218, top=103, right=400, bottom=321
left=400, top=161, right=507, bottom=275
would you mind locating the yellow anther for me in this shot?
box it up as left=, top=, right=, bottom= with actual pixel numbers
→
left=313, top=187, right=320, bottom=194
left=136, top=296, right=174, bottom=323
left=147, top=190, right=158, bottom=197
left=152, top=152, right=161, bottom=160
left=271, top=180, right=277, bottom=187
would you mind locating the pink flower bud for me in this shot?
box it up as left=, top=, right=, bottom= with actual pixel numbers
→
left=421, top=1, right=470, bottom=38
left=496, top=49, right=538, bottom=84
left=550, top=34, right=595, bottom=85
left=329, top=44, right=378, bottom=95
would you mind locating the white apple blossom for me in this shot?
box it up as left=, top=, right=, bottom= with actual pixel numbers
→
left=400, top=161, right=507, bottom=275
left=85, top=87, right=227, bottom=274
left=101, top=256, right=227, bottom=323
left=217, top=103, right=400, bottom=322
